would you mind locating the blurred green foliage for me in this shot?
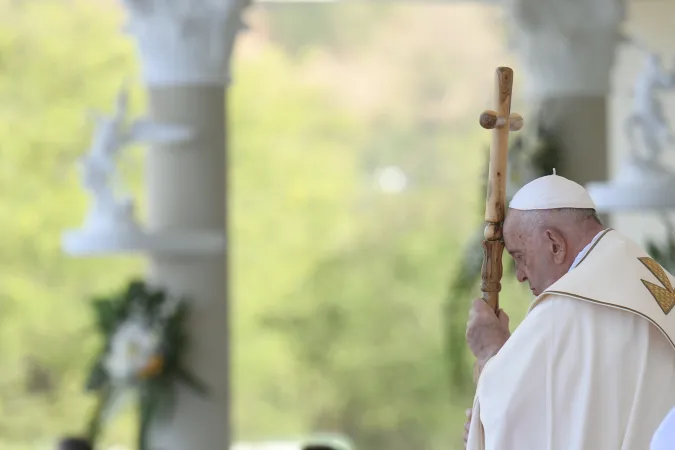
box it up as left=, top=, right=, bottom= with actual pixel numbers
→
left=0, top=1, right=531, bottom=449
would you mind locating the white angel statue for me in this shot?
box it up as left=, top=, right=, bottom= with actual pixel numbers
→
left=625, top=47, right=675, bottom=164
left=79, top=82, right=192, bottom=232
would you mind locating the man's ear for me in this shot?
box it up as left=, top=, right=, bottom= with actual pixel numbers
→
left=545, top=229, right=567, bottom=264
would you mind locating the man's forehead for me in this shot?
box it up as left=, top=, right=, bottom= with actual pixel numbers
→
left=504, top=207, right=529, bottom=227
left=503, top=212, right=524, bottom=252
left=503, top=212, right=519, bottom=235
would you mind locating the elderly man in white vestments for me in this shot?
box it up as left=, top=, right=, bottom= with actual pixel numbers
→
left=464, top=173, right=675, bottom=450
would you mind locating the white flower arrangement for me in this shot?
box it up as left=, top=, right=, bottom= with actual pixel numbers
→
left=84, top=280, right=206, bottom=450
left=104, top=318, right=161, bottom=382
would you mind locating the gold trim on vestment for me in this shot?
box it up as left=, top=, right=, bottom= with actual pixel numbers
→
left=535, top=228, right=675, bottom=350
left=572, top=228, right=613, bottom=268
left=531, top=228, right=612, bottom=312
left=638, top=257, right=675, bottom=315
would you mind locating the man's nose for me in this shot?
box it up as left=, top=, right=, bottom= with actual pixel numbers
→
left=517, top=271, right=527, bottom=283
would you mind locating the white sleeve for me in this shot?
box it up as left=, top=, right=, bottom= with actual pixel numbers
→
left=475, top=296, right=642, bottom=450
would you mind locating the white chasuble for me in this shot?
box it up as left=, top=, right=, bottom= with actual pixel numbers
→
left=467, top=230, right=675, bottom=450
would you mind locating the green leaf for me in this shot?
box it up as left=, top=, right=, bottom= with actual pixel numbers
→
left=84, top=359, right=108, bottom=392
left=148, top=377, right=177, bottom=425
left=86, top=385, right=113, bottom=444
left=91, top=299, right=119, bottom=335
left=138, top=387, right=156, bottom=450
left=176, top=367, right=209, bottom=397
left=125, top=279, right=147, bottom=304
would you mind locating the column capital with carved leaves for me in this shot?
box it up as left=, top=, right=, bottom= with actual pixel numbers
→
left=503, top=0, right=626, bottom=97
left=121, top=0, right=250, bottom=87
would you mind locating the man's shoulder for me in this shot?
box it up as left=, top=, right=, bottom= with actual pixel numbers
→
left=525, top=293, right=592, bottom=322
left=516, top=294, right=654, bottom=352
left=487, top=295, right=656, bottom=385
left=528, top=292, right=649, bottom=327
left=531, top=292, right=608, bottom=312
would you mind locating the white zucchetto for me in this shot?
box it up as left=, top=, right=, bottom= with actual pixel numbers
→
left=509, top=169, right=597, bottom=211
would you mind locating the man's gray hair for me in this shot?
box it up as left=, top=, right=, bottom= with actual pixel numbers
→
left=515, top=208, right=603, bottom=233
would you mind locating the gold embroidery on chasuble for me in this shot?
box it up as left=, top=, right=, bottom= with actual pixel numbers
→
left=638, top=257, right=675, bottom=315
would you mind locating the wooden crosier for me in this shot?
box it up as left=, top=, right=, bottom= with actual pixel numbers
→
left=479, top=67, right=523, bottom=313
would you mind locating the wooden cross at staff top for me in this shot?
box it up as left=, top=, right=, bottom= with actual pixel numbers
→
left=477, top=67, right=524, bottom=313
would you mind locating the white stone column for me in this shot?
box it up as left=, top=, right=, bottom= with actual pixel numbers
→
left=503, top=0, right=625, bottom=221
left=120, top=0, right=248, bottom=448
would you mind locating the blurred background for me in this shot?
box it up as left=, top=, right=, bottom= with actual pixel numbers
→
left=1, top=0, right=675, bottom=449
